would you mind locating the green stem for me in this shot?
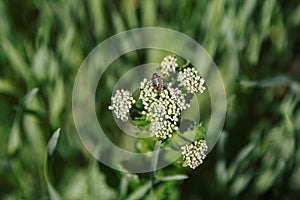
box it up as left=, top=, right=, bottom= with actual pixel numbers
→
left=118, top=173, right=129, bottom=200
left=150, top=141, right=161, bottom=199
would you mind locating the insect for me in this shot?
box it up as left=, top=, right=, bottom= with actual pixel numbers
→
left=151, top=73, right=164, bottom=92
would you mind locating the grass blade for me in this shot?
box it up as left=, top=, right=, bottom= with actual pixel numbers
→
left=118, top=174, right=129, bottom=200
left=7, top=118, right=21, bottom=154
left=22, top=88, right=39, bottom=107
left=44, top=128, right=61, bottom=200
left=127, top=181, right=151, bottom=200
left=1, top=39, right=30, bottom=82
left=47, top=128, right=61, bottom=155
left=239, top=75, right=300, bottom=95
left=157, top=175, right=188, bottom=182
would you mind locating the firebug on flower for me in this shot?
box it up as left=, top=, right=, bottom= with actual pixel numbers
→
left=151, top=73, right=164, bottom=92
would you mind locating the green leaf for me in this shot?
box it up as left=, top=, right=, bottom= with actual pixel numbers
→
left=88, top=160, right=117, bottom=199
left=62, top=170, right=88, bottom=199
left=47, top=128, right=61, bottom=156
left=49, top=78, right=65, bottom=126
left=177, top=58, right=191, bottom=71
left=87, top=0, right=106, bottom=40
left=44, top=128, right=62, bottom=200
left=122, top=0, right=138, bottom=28
left=228, top=144, right=255, bottom=180
left=47, top=183, right=61, bottom=200
left=270, top=14, right=286, bottom=51
left=32, top=46, right=49, bottom=82
left=0, top=78, right=19, bottom=96
left=182, top=59, right=191, bottom=69
left=215, top=160, right=228, bottom=187
left=118, top=174, right=129, bottom=200
left=7, top=118, right=21, bottom=154
left=127, top=181, right=151, bottom=200
left=254, top=170, right=277, bottom=193
left=22, top=88, right=39, bottom=107
left=287, top=4, right=300, bottom=26
left=182, top=160, right=188, bottom=167
left=132, top=116, right=150, bottom=126
left=260, top=0, right=276, bottom=36
left=239, top=75, right=300, bottom=95
left=195, top=124, right=206, bottom=140
left=23, top=114, right=45, bottom=162
left=230, top=172, right=253, bottom=196
left=111, top=10, right=125, bottom=33
left=157, top=175, right=188, bottom=182
left=135, top=99, right=144, bottom=109
left=7, top=88, right=39, bottom=155
left=239, top=75, right=291, bottom=87
left=1, top=39, right=30, bottom=82
left=141, top=0, right=155, bottom=26
left=246, top=32, right=262, bottom=65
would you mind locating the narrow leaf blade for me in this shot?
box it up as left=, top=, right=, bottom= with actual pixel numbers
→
left=47, top=128, right=61, bottom=155
left=127, top=181, right=151, bottom=200
left=157, top=174, right=189, bottom=182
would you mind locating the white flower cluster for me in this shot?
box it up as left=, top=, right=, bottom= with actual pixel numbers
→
left=178, top=67, right=206, bottom=93
left=181, top=140, right=208, bottom=169
left=108, top=89, right=135, bottom=121
left=158, top=55, right=178, bottom=76
left=139, top=79, right=190, bottom=139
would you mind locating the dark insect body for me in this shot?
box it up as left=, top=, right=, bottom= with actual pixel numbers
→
left=151, top=73, right=164, bottom=92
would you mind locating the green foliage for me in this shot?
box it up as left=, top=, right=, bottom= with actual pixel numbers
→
left=44, top=129, right=61, bottom=200
left=0, top=0, right=299, bottom=199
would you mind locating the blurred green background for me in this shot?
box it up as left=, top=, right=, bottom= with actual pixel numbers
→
left=0, top=0, right=300, bottom=199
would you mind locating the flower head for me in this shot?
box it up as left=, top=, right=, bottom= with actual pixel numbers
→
left=139, top=79, right=189, bottom=139
left=178, top=67, right=206, bottom=93
left=158, top=55, right=178, bottom=76
left=150, top=118, right=178, bottom=139
left=181, top=140, right=208, bottom=169
left=108, top=89, right=135, bottom=121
